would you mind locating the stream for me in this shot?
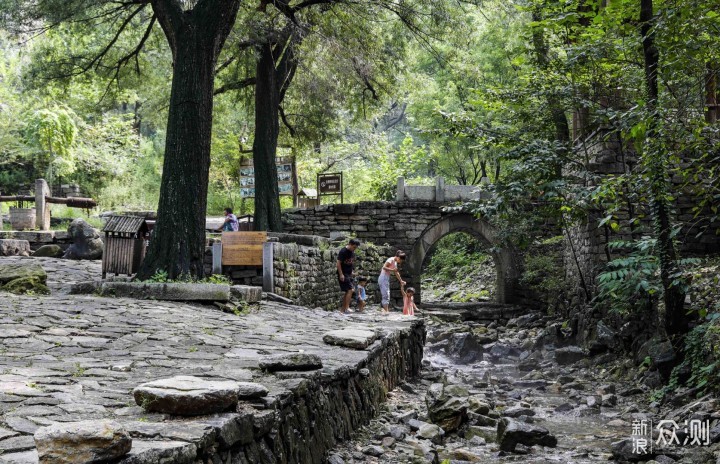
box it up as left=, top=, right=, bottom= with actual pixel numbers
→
left=326, top=305, right=720, bottom=464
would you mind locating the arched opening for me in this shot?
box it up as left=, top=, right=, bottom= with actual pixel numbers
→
left=407, top=213, right=520, bottom=304
left=421, top=231, right=496, bottom=302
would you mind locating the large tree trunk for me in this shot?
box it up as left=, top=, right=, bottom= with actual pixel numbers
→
left=252, top=34, right=298, bottom=232
left=137, top=0, right=239, bottom=280
left=639, top=0, right=686, bottom=336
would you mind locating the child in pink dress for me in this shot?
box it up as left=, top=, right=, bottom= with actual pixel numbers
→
left=401, top=284, right=417, bottom=316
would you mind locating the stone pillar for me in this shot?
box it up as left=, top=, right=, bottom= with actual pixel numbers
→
left=211, top=242, right=222, bottom=274
left=435, top=176, right=445, bottom=202
left=396, top=177, right=405, bottom=202
left=262, top=242, right=274, bottom=292
left=35, top=179, right=51, bottom=231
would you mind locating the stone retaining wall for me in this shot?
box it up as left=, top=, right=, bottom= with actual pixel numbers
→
left=0, top=230, right=72, bottom=251
left=268, top=237, right=395, bottom=310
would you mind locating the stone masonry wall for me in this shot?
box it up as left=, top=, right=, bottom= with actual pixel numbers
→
left=270, top=237, right=395, bottom=310
left=192, top=318, right=425, bottom=464
left=564, top=132, right=720, bottom=305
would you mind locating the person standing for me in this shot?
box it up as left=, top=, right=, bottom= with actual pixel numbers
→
left=379, top=250, right=406, bottom=312
left=337, top=238, right=361, bottom=313
left=216, top=208, right=239, bottom=232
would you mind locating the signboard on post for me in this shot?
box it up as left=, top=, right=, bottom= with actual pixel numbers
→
left=317, top=172, right=343, bottom=204
left=221, top=231, right=267, bottom=266
left=239, top=157, right=296, bottom=198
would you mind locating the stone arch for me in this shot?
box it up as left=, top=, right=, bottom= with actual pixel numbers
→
left=407, top=213, right=520, bottom=304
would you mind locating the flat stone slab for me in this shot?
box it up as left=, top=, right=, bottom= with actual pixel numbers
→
left=0, top=239, right=31, bottom=257
left=133, top=376, right=240, bottom=416
left=259, top=353, right=323, bottom=372
left=323, top=328, right=378, bottom=349
left=237, top=382, right=268, bottom=399
left=100, top=282, right=231, bottom=301
left=34, top=420, right=131, bottom=463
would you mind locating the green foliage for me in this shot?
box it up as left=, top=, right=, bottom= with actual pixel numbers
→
left=596, top=238, right=699, bottom=315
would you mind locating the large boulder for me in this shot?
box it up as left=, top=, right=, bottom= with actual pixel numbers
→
left=0, top=239, right=31, bottom=256
left=34, top=420, right=131, bottom=464
left=445, top=332, right=485, bottom=364
left=33, top=244, right=64, bottom=258
left=63, top=219, right=104, bottom=260
left=426, top=383, right=468, bottom=433
left=133, top=376, right=240, bottom=416
left=497, top=417, right=557, bottom=452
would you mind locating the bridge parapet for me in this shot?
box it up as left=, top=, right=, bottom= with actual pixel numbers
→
left=396, top=176, right=489, bottom=202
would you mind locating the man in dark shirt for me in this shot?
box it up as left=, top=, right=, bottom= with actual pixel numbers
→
left=337, top=238, right=360, bottom=313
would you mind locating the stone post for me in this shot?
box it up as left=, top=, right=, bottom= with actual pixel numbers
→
left=211, top=242, right=222, bottom=274
left=435, top=176, right=445, bottom=202
left=262, top=241, right=275, bottom=292
left=396, top=177, right=405, bottom=202
left=35, top=179, right=51, bottom=231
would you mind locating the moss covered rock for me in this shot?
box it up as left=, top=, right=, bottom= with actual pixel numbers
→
left=0, top=263, right=47, bottom=285
left=3, top=276, right=50, bottom=295
left=33, top=244, right=65, bottom=258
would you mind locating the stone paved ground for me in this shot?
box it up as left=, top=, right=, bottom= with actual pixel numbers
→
left=0, top=256, right=100, bottom=294
left=0, top=258, right=418, bottom=463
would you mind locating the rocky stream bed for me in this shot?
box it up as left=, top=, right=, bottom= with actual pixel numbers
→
left=327, top=309, right=720, bottom=464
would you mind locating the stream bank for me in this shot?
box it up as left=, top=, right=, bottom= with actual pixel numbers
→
left=327, top=308, right=720, bottom=463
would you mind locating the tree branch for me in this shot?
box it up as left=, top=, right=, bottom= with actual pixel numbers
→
left=214, top=76, right=257, bottom=95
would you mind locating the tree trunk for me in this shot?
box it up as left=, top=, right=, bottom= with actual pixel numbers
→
left=253, top=34, right=298, bottom=232
left=137, top=0, right=239, bottom=280
left=639, top=0, right=687, bottom=336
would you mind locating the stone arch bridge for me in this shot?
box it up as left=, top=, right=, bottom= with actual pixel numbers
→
left=282, top=201, right=524, bottom=304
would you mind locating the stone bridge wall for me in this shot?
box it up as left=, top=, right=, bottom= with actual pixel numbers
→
left=282, top=202, right=530, bottom=305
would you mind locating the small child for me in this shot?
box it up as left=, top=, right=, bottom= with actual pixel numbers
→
left=355, top=277, right=368, bottom=312
left=401, top=284, right=417, bottom=316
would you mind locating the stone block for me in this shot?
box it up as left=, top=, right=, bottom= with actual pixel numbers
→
left=100, top=282, right=230, bottom=301
left=0, top=239, right=31, bottom=256
left=230, top=285, right=262, bottom=303
left=323, top=329, right=378, bottom=349
left=34, top=420, right=132, bottom=464
left=133, top=376, right=240, bottom=416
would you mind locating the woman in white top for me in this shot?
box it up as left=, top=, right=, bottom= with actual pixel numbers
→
left=378, top=250, right=406, bottom=312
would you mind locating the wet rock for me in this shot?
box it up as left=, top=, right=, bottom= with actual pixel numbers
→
left=236, top=382, right=268, bottom=399
left=445, top=332, right=485, bottom=364
left=133, top=376, right=240, bottom=415
left=468, top=412, right=498, bottom=427
left=417, top=423, right=444, bottom=444
left=327, top=454, right=345, bottom=464
left=362, top=445, right=384, bottom=457
left=33, top=244, right=64, bottom=258
left=465, top=426, right=496, bottom=443
left=468, top=396, right=491, bottom=415
left=555, top=346, right=587, bottom=365
left=555, top=402, right=574, bottom=413
left=259, top=353, right=323, bottom=372
left=488, top=342, right=521, bottom=360
left=427, top=396, right=468, bottom=433
left=63, top=219, right=104, bottom=260
left=449, top=448, right=481, bottom=461
left=597, top=384, right=616, bottom=395
left=586, top=396, right=602, bottom=408
left=611, top=438, right=656, bottom=462
left=323, top=328, right=377, bottom=349
left=518, top=351, right=543, bottom=371
left=497, top=417, right=557, bottom=452
left=381, top=436, right=395, bottom=448
left=503, top=406, right=536, bottom=418
left=34, top=420, right=131, bottom=464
